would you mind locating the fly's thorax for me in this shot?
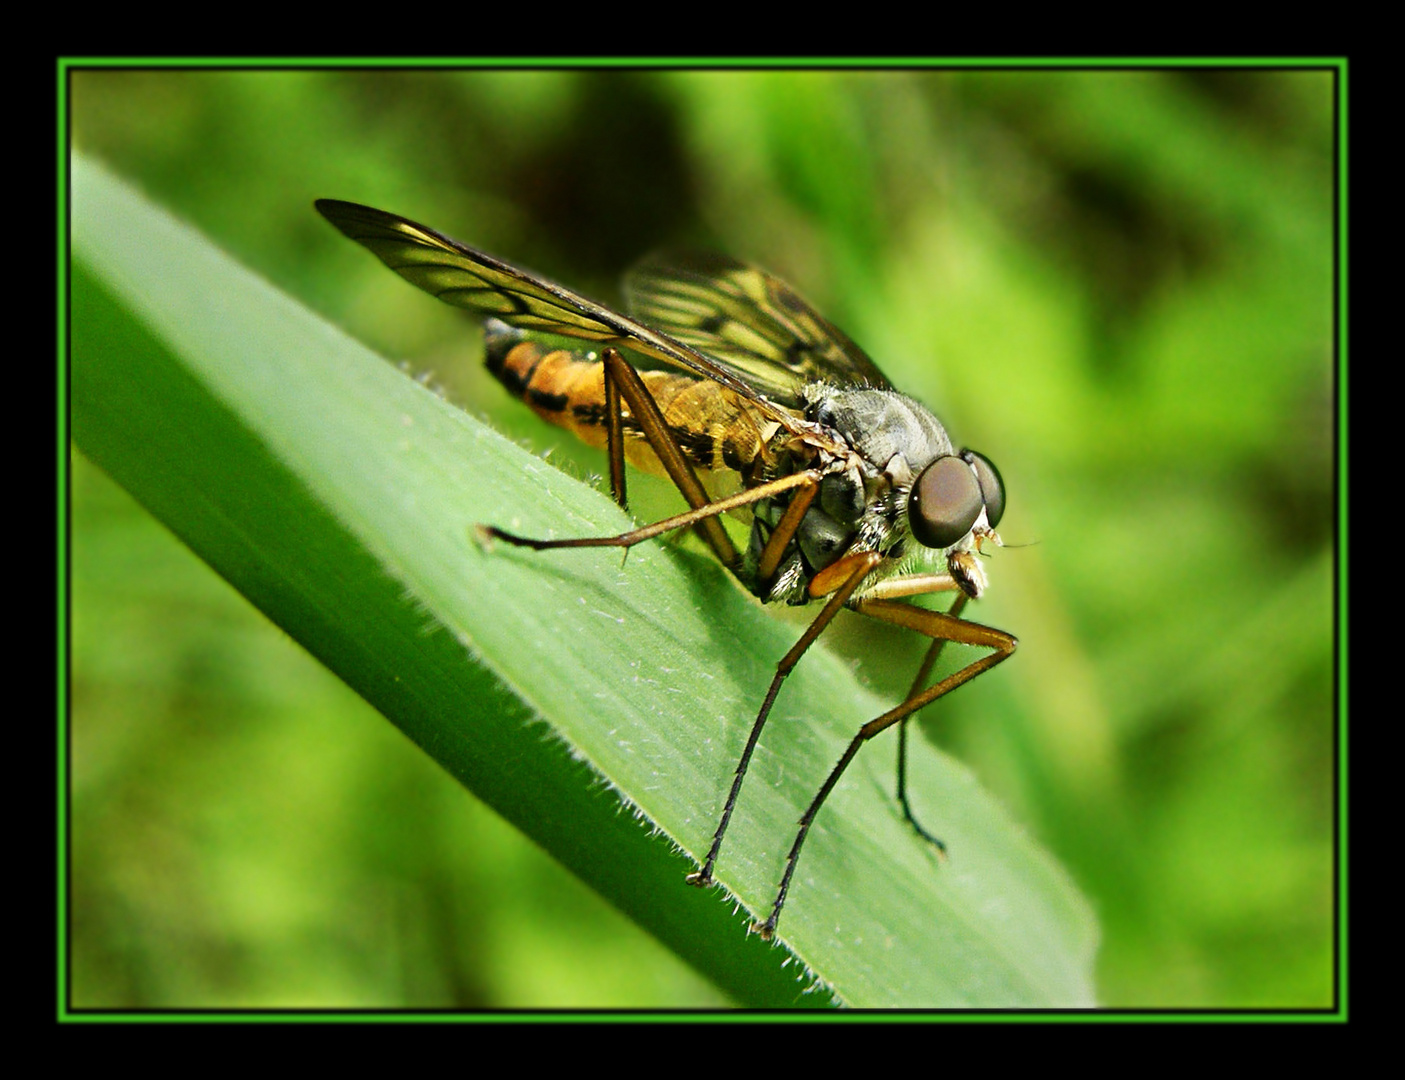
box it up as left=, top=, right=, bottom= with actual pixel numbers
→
left=735, top=386, right=948, bottom=605
left=801, top=386, right=955, bottom=482
left=484, top=320, right=781, bottom=484
left=794, top=383, right=959, bottom=559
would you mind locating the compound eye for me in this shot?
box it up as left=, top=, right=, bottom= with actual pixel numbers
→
left=908, top=455, right=983, bottom=549
left=963, top=450, right=1005, bottom=529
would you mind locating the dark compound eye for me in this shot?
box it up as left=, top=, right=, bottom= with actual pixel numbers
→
left=963, top=449, right=1005, bottom=529
left=908, top=455, right=984, bottom=549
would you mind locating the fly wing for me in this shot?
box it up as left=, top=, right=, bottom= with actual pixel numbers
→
left=315, top=200, right=804, bottom=426
left=625, top=252, right=895, bottom=409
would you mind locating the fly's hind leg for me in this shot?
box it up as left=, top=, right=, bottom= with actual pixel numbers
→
left=481, top=347, right=739, bottom=568
left=602, top=345, right=628, bottom=510
left=599, top=348, right=735, bottom=565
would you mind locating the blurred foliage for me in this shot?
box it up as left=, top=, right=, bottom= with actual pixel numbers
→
left=67, top=65, right=1336, bottom=1009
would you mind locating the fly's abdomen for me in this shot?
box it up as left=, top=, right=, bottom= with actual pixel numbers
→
left=485, top=321, right=778, bottom=484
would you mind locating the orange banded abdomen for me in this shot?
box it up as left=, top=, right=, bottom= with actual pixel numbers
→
left=486, top=333, right=779, bottom=485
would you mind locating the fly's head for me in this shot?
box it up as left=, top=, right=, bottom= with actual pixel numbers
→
left=903, top=449, right=1006, bottom=599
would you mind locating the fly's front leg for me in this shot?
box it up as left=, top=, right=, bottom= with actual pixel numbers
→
left=896, top=591, right=970, bottom=853
left=755, top=593, right=1016, bottom=941
left=861, top=574, right=975, bottom=849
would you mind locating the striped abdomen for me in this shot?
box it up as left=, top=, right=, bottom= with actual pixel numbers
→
left=485, top=321, right=783, bottom=486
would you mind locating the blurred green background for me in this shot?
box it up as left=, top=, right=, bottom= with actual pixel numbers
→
left=67, top=65, right=1337, bottom=1009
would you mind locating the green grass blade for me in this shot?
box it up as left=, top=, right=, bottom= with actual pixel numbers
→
left=69, top=153, right=1097, bottom=1008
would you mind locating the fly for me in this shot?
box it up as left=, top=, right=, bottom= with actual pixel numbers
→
left=316, top=199, right=1017, bottom=940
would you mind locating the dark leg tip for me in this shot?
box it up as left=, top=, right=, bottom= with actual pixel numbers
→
left=685, top=870, right=714, bottom=888
left=918, top=828, right=949, bottom=859
left=752, top=918, right=776, bottom=941
left=474, top=524, right=551, bottom=551
left=901, top=809, right=948, bottom=857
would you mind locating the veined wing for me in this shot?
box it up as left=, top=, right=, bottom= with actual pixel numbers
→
left=315, top=200, right=812, bottom=437
left=625, top=252, right=894, bottom=410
